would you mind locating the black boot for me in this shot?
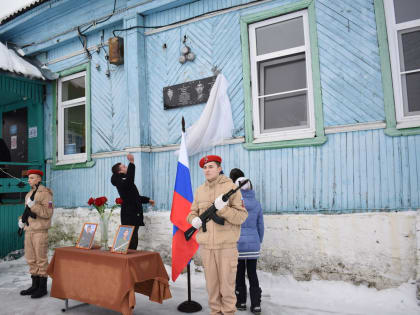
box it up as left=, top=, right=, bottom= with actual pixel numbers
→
left=20, top=275, right=39, bottom=296
left=235, top=286, right=247, bottom=311
left=31, top=276, right=48, bottom=298
left=250, top=286, right=262, bottom=314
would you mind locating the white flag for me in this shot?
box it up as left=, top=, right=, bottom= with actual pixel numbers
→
left=184, top=73, right=234, bottom=156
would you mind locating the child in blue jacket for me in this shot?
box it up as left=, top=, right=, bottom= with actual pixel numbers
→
left=230, top=169, right=264, bottom=314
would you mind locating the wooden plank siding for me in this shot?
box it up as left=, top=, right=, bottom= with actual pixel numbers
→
left=47, top=131, right=420, bottom=213
left=1, top=0, right=417, bottom=214
left=146, top=11, right=244, bottom=146
left=45, top=23, right=128, bottom=155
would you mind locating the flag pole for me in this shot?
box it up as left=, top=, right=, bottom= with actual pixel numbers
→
left=177, top=116, right=202, bottom=313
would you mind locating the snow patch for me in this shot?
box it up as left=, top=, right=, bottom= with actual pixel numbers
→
left=0, top=255, right=419, bottom=314
left=0, top=41, right=44, bottom=79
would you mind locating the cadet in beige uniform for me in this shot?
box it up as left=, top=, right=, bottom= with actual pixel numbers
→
left=187, top=155, right=248, bottom=315
left=18, top=169, right=53, bottom=299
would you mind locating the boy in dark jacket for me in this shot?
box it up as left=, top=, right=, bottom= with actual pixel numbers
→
left=111, top=154, right=154, bottom=249
left=230, top=169, right=264, bottom=314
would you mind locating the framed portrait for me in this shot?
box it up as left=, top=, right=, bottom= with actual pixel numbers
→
left=76, top=223, right=98, bottom=249
left=111, top=225, right=134, bottom=254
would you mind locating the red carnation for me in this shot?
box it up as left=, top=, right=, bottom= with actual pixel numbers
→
left=115, top=198, right=122, bottom=205
left=88, top=197, right=94, bottom=205
left=101, top=196, right=107, bottom=203
left=94, top=198, right=104, bottom=207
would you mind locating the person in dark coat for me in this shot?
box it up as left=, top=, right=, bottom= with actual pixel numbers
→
left=229, top=169, right=264, bottom=315
left=111, top=153, right=154, bottom=250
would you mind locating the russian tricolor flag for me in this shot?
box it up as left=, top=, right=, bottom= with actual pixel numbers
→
left=170, top=132, right=199, bottom=281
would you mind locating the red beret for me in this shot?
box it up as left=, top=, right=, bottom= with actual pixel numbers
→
left=199, top=155, right=222, bottom=168
left=27, top=169, right=44, bottom=177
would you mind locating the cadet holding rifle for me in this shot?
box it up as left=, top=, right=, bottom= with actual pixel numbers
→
left=184, top=178, right=250, bottom=241
left=18, top=183, right=40, bottom=236
left=18, top=169, right=54, bottom=299
left=187, top=155, right=248, bottom=315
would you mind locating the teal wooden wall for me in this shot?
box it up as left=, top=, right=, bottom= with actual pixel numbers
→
left=0, top=204, right=24, bottom=258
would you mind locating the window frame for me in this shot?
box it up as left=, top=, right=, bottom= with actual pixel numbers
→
left=241, top=0, right=326, bottom=150
left=57, top=71, right=87, bottom=164
left=383, top=0, right=420, bottom=129
left=249, top=10, right=316, bottom=143
left=52, top=63, right=94, bottom=169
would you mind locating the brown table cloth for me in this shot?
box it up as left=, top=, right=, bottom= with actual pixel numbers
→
left=47, top=247, right=172, bottom=315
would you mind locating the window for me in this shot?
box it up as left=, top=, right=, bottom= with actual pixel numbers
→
left=57, top=71, right=87, bottom=164
left=384, top=0, right=420, bottom=129
left=248, top=10, right=315, bottom=143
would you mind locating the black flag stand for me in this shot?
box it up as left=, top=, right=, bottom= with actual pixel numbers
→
left=177, top=264, right=202, bottom=313
left=177, top=117, right=202, bottom=313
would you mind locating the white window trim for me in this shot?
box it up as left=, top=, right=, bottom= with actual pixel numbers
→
left=248, top=10, right=315, bottom=143
left=384, top=0, right=420, bottom=129
left=57, top=71, right=87, bottom=164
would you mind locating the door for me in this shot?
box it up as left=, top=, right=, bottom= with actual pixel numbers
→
left=2, top=108, right=28, bottom=201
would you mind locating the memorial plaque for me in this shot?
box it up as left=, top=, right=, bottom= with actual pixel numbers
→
left=163, top=76, right=217, bottom=109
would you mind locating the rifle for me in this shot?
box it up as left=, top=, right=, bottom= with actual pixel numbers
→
left=184, top=179, right=249, bottom=241
left=18, top=183, right=40, bottom=237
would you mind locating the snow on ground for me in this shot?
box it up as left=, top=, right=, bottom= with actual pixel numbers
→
left=1, top=253, right=419, bottom=315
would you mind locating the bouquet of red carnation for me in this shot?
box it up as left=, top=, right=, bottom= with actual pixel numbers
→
left=87, top=196, right=121, bottom=216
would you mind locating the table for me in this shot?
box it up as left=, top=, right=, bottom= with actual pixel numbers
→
left=47, top=247, right=172, bottom=315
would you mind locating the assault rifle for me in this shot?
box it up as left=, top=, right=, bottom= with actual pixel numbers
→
left=184, top=179, right=249, bottom=241
left=18, top=183, right=40, bottom=237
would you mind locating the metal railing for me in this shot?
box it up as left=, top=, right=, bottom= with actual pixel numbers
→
left=0, top=162, right=43, bottom=195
